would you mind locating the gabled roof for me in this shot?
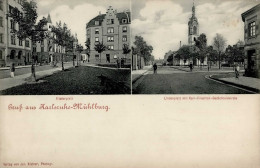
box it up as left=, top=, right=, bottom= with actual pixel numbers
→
left=86, top=12, right=131, bottom=28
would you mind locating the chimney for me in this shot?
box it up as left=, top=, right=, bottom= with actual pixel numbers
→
left=99, top=11, right=101, bottom=15
left=180, top=41, right=182, bottom=48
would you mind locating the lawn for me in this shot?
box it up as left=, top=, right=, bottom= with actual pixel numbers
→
left=0, top=66, right=131, bottom=95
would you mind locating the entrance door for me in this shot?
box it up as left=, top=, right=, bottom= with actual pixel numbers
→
left=106, top=54, right=110, bottom=63
left=247, top=49, right=256, bottom=70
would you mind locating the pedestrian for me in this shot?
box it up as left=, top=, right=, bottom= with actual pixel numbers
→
left=189, top=62, right=193, bottom=72
left=10, top=63, right=15, bottom=78
left=153, top=63, right=157, bottom=74
left=116, top=57, right=120, bottom=68
left=235, top=64, right=240, bottom=79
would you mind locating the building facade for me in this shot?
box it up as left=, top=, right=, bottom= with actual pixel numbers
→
left=86, top=6, right=131, bottom=64
left=242, top=4, right=260, bottom=78
left=0, top=0, right=32, bottom=67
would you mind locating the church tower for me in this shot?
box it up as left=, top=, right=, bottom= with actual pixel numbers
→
left=188, top=1, right=199, bottom=46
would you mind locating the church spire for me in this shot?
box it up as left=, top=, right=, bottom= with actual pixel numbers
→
left=192, top=0, right=196, bottom=17
left=47, top=13, right=52, bottom=24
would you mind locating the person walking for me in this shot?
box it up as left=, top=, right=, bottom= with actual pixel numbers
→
left=235, top=64, right=240, bottom=79
left=189, top=62, right=193, bottom=72
left=10, top=63, right=15, bottom=78
left=153, top=63, right=158, bottom=74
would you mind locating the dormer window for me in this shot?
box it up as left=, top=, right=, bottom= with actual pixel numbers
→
left=122, top=19, right=127, bottom=23
left=95, top=21, right=99, bottom=26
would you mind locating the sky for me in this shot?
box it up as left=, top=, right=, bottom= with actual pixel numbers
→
left=35, top=0, right=259, bottom=59
left=35, top=0, right=131, bottom=47
left=132, top=0, right=260, bottom=59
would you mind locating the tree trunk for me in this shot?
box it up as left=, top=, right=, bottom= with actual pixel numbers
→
left=31, top=57, right=36, bottom=82
left=218, top=52, right=221, bottom=69
left=62, top=53, right=64, bottom=71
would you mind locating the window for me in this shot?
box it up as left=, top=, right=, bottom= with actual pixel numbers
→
left=0, top=0, right=3, bottom=11
left=108, top=45, right=114, bottom=50
left=9, top=5, right=14, bottom=14
left=107, top=36, right=114, bottom=42
left=25, top=40, right=29, bottom=47
left=95, top=28, right=99, bottom=34
left=0, top=17, right=3, bottom=27
left=193, top=26, right=197, bottom=35
left=122, top=35, right=127, bottom=42
left=18, top=51, right=22, bottom=59
left=11, top=20, right=15, bottom=30
left=122, top=19, right=127, bottom=23
left=41, top=47, right=44, bottom=52
left=0, top=33, right=3, bottom=43
left=41, top=40, right=44, bottom=45
left=0, top=50, right=2, bottom=59
left=11, top=35, right=16, bottom=45
left=107, top=27, right=114, bottom=34
left=123, top=26, right=127, bottom=32
left=107, top=19, right=114, bottom=25
left=249, top=21, right=256, bottom=37
left=95, top=54, right=99, bottom=60
left=95, top=37, right=99, bottom=42
left=33, top=47, right=36, bottom=52
left=19, top=39, right=22, bottom=46
left=95, top=21, right=99, bottom=26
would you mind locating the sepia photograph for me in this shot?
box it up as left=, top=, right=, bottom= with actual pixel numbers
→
left=132, top=0, right=260, bottom=94
left=0, top=0, right=131, bottom=95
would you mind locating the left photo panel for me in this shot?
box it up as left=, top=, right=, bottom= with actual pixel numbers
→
left=0, top=0, right=132, bottom=95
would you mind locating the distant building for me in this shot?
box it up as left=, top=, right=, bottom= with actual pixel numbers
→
left=33, top=14, right=79, bottom=64
left=0, top=0, right=32, bottom=67
left=242, top=4, right=260, bottom=78
left=86, top=6, right=131, bottom=64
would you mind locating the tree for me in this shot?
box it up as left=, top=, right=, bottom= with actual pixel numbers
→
left=94, top=42, right=106, bottom=62
left=133, top=36, right=153, bottom=65
left=224, top=43, right=245, bottom=68
left=213, top=33, right=227, bottom=69
left=122, top=44, right=131, bottom=62
left=51, top=22, right=72, bottom=70
left=85, top=38, right=90, bottom=62
left=195, top=33, right=207, bottom=68
left=177, top=45, right=192, bottom=65
left=207, top=46, right=218, bottom=68
left=8, top=0, right=48, bottom=82
left=76, top=44, right=84, bottom=66
left=167, top=54, right=173, bottom=64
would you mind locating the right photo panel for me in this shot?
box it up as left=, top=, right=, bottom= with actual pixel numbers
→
left=131, top=0, right=260, bottom=94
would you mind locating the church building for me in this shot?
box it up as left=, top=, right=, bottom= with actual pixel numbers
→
left=187, top=2, right=207, bottom=66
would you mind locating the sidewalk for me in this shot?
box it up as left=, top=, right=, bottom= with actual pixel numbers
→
left=0, top=63, right=73, bottom=91
left=132, top=66, right=152, bottom=83
left=210, top=74, right=260, bottom=93
left=172, top=66, right=245, bottom=73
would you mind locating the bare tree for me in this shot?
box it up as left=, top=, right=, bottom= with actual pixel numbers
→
left=213, top=33, right=227, bottom=69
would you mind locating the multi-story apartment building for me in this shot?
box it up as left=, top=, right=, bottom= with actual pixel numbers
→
left=242, top=4, right=260, bottom=78
left=0, top=0, right=32, bottom=67
left=32, top=14, right=79, bottom=64
left=86, top=6, right=131, bottom=64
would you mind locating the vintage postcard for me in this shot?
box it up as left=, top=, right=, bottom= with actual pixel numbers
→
left=0, top=0, right=260, bottom=167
